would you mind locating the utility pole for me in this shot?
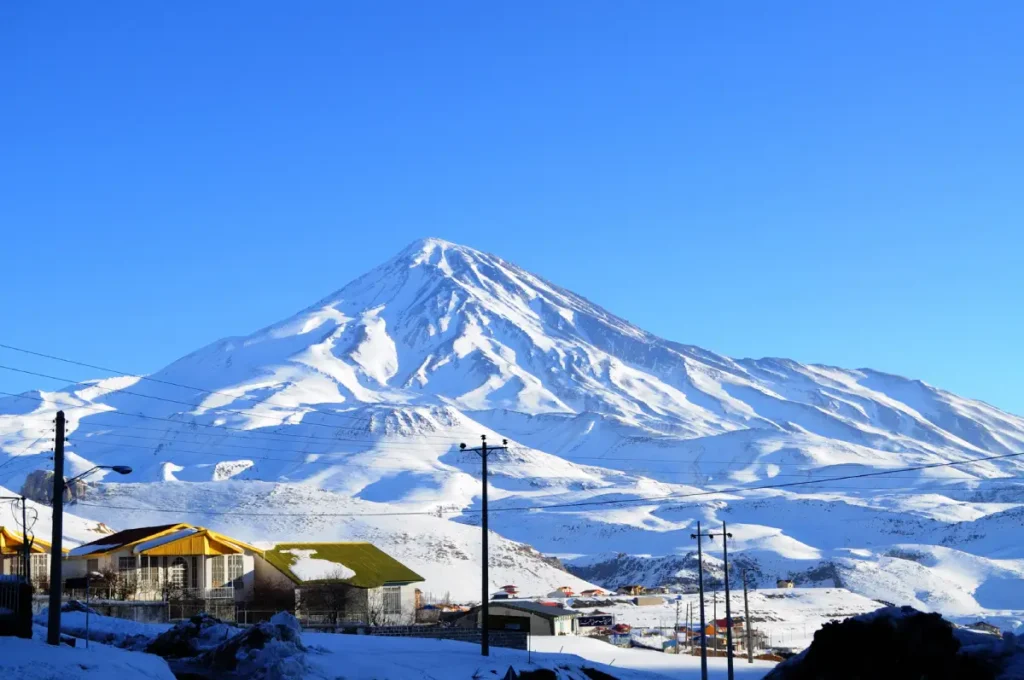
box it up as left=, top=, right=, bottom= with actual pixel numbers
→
left=459, top=434, right=507, bottom=657
left=690, top=521, right=711, bottom=680
left=674, top=597, right=681, bottom=653
left=710, top=522, right=736, bottom=680
left=47, top=410, right=66, bottom=646
left=713, top=589, right=718, bottom=654
left=743, top=571, right=753, bottom=663
left=21, top=496, right=29, bottom=582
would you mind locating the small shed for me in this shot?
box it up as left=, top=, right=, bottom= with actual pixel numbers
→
left=776, top=579, right=795, bottom=589
left=462, top=600, right=580, bottom=636
left=633, top=595, right=666, bottom=607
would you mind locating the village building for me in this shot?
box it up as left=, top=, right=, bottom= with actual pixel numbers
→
left=458, top=600, right=580, bottom=636
left=499, top=584, right=519, bottom=596
left=259, top=542, right=424, bottom=625
left=579, top=588, right=606, bottom=597
left=545, top=585, right=575, bottom=598
left=65, top=523, right=262, bottom=602
left=616, top=584, right=645, bottom=596
left=776, top=579, right=795, bottom=589
left=0, top=526, right=65, bottom=586
left=632, top=595, right=666, bottom=606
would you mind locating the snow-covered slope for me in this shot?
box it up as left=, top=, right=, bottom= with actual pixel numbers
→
left=1, top=237, right=1023, bottom=613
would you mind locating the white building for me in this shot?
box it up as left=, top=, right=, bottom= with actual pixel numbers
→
left=65, top=523, right=260, bottom=602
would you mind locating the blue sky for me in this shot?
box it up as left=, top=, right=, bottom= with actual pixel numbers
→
left=1, top=1, right=1021, bottom=414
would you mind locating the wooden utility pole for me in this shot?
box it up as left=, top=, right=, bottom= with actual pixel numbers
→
left=711, top=522, right=736, bottom=680
left=674, top=597, right=681, bottom=653
left=21, top=496, right=29, bottom=582
left=47, top=410, right=65, bottom=646
left=713, top=589, right=718, bottom=654
left=690, top=522, right=711, bottom=680
left=743, top=571, right=753, bottom=663
left=460, top=434, right=507, bottom=657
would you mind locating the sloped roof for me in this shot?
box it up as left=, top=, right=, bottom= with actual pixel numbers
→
left=264, top=542, right=424, bottom=588
left=67, top=523, right=263, bottom=558
left=0, top=526, right=64, bottom=554
left=482, top=600, right=579, bottom=619
left=68, top=523, right=182, bottom=557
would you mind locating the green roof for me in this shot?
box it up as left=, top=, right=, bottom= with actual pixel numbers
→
left=264, top=542, right=424, bottom=588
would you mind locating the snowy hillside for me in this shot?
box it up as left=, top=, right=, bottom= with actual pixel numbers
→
left=1, top=237, right=1023, bottom=615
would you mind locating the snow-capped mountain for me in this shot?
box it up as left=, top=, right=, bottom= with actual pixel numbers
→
left=1, top=238, right=1023, bottom=616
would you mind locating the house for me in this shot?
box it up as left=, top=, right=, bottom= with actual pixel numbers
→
left=546, top=586, right=575, bottom=598
left=616, top=585, right=645, bottom=596
left=65, top=523, right=262, bottom=602
left=648, top=585, right=671, bottom=594
left=776, top=579, right=795, bottom=589
left=579, top=588, right=606, bottom=597
left=499, top=584, right=519, bottom=596
left=259, top=542, right=424, bottom=625
left=0, top=526, right=66, bottom=586
left=458, top=600, right=580, bottom=635
left=633, top=595, right=665, bottom=607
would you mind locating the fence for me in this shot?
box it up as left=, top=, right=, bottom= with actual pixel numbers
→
left=332, top=624, right=528, bottom=650
left=0, top=576, right=31, bottom=638
left=31, top=595, right=240, bottom=624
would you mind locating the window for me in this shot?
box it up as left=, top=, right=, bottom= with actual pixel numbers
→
left=383, top=586, right=402, bottom=615
left=118, top=556, right=135, bottom=576
left=169, top=557, right=188, bottom=588
left=228, top=555, right=244, bottom=589
left=87, top=559, right=99, bottom=575
left=30, top=554, right=48, bottom=583
left=211, top=556, right=226, bottom=587
left=140, top=555, right=159, bottom=584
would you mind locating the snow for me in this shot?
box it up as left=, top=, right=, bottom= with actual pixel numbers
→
left=0, top=628, right=174, bottom=680
left=132, top=527, right=198, bottom=553
left=37, top=609, right=171, bottom=645
left=281, top=548, right=356, bottom=581
left=2, top=238, right=1024, bottom=618
left=301, top=631, right=774, bottom=680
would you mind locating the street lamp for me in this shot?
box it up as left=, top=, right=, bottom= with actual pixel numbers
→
left=65, top=465, right=133, bottom=488
left=47, top=416, right=134, bottom=647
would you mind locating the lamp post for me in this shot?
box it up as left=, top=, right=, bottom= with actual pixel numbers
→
left=65, top=465, right=134, bottom=490
left=47, top=434, right=133, bottom=646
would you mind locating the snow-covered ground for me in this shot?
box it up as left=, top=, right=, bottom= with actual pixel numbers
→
left=303, top=632, right=774, bottom=680
left=39, top=610, right=775, bottom=679
left=0, top=626, right=174, bottom=679
left=2, top=237, right=1024, bottom=616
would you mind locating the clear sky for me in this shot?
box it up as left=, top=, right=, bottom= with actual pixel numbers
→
left=1, top=1, right=1022, bottom=414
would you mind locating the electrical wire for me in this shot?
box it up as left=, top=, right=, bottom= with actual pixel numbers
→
left=66, top=448, right=1024, bottom=518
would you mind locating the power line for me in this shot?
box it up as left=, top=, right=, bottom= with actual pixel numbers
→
left=0, top=364, right=454, bottom=442
left=0, top=343, right=461, bottom=438
left=0, top=390, right=456, bottom=450
left=60, top=430, right=1007, bottom=481
left=14, top=411, right=1003, bottom=475
left=64, top=448, right=1024, bottom=519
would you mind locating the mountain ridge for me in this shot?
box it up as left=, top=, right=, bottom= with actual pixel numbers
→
left=1, top=238, right=1022, bottom=612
